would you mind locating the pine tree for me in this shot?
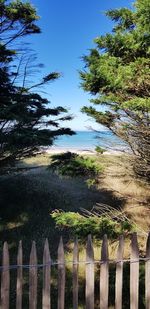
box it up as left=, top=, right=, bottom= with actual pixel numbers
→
left=80, top=0, right=150, bottom=179
left=0, top=0, right=74, bottom=167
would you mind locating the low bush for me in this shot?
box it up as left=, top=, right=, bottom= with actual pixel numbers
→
left=95, top=146, right=106, bottom=154
left=48, top=152, right=103, bottom=177
left=51, top=210, right=134, bottom=239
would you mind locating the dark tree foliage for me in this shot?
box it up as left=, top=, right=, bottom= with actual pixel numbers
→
left=80, top=0, right=150, bottom=179
left=0, top=0, right=74, bottom=167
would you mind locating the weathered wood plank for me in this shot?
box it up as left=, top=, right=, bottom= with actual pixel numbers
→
left=115, top=235, right=124, bottom=309
left=146, top=232, right=150, bottom=309
left=16, top=241, right=23, bottom=309
left=29, top=241, right=37, bottom=309
left=57, top=237, right=65, bottom=309
left=73, top=238, right=79, bottom=309
left=86, top=235, right=94, bottom=309
left=1, top=242, right=10, bottom=309
left=100, top=234, right=109, bottom=309
left=130, top=233, right=139, bottom=309
left=42, top=239, right=51, bottom=309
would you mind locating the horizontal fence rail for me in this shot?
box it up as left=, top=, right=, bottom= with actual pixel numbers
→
left=0, top=233, right=150, bottom=308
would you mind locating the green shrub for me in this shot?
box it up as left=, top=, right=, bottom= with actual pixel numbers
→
left=95, top=146, right=106, bottom=154
left=51, top=210, right=134, bottom=239
left=86, top=178, right=97, bottom=188
left=48, top=152, right=103, bottom=177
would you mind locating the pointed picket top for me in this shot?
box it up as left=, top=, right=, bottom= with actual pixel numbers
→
left=100, top=234, right=109, bottom=309
left=17, top=240, right=23, bottom=269
left=73, top=237, right=79, bottom=309
left=2, top=241, right=9, bottom=265
left=101, top=234, right=108, bottom=261
left=146, top=232, right=150, bottom=257
left=16, top=240, right=23, bottom=309
left=86, top=235, right=94, bottom=309
left=130, top=233, right=139, bottom=309
left=17, top=240, right=23, bottom=258
left=73, top=237, right=78, bottom=263
left=115, top=235, right=124, bottom=309
left=1, top=241, right=10, bottom=309
left=29, top=241, right=37, bottom=309
left=2, top=241, right=9, bottom=264
left=58, top=237, right=65, bottom=261
left=117, top=235, right=124, bottom=260
left=30, top=241, right=37, bottom=261
left=43, top=238, right=51, bottom=264
left=43, top=238, right=51, bottom=309
left=145, top=232, right=150, bottom=309
left=86, top=234, right=94, bottom=262
left=30, top=238, right=37, bottom=261
left=131, top=233, right=139, bottom=259
left=58, top=237, right=65, bottom=309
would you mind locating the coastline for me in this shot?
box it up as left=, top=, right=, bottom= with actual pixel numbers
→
left=43, top=146, right=129, bottom=156
left=41, top=131, right=130, bottom=156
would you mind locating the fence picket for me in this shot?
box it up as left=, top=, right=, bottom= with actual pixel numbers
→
left=57, top=237, right=65, bottom=309
left=16, top=241, right=23, bottom=309
left=130, top=233, right=139, bottom=309
left=73, top=238, right=79, bottom=309
left=1, top=242, right=10, bottom=309
left=42, top=239, right=51, bottom=309
left=100, top=234, right=109, bottom=309
left=146, top=232, right=150, bottom=309
left=115, top=235, right=124, bottom=309
left=0, top=233, right=150, bottom=308
left=29, top=241, right=37, bottom=309
left=86, top=235, right=94, bottom=309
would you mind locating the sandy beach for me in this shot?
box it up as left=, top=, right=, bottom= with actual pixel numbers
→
left=43, top=146, right=127, bottom=156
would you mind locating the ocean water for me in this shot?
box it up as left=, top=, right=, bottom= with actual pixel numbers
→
left=53, top=131, right=128, bottom=152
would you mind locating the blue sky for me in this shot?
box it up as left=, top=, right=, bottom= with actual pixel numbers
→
left=27, top=0, right=133, bottom=131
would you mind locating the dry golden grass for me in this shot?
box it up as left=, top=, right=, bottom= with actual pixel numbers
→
left=20, top=153, right=51, bottom=166
left=98, top=154, right=150, bottom=231
left=93, top=153, right=149, bottom=258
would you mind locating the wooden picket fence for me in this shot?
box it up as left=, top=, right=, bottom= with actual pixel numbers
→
left=0, top=232, right=150, bottom=309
